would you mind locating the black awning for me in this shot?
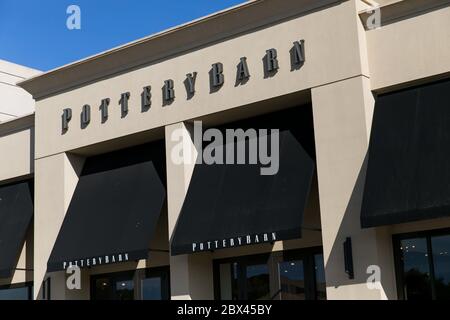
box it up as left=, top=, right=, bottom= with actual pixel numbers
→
left=0, top=180, right=33, bottom=278
left=171, top=107, right=315, bottom=255
left=362, top=78, right=450, bottom=227
left=47, top=143, right=166, bottom=272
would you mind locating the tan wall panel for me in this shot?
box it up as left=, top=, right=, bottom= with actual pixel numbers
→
left=34, top=153, right=83, bottom=299
left=367, top=5, right=450, bottom=91
left=0, top=127, right=33, bottom=181
left=312, top=76, right=396, bottom=299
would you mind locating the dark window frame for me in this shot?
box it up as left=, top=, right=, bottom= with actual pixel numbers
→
left=213, top=246, right=323, bottom=300
left=0, top=282, right=33, bottom=300
left=393, top=227, right=450, bottom=300
left=90, top=266, right=170, bottom=300
left=42, top=277, right=51, bottom=300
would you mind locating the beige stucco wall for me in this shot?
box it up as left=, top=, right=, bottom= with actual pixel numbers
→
left=312, top=75, right=396, bottom=300
left=367, top=3, right=450, bottom=91
left=0, top=116, right=34, bottom=182
left=165, top=122, right=214, bottom=300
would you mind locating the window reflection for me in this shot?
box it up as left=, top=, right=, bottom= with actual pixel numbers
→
left=94, top=278, right=112, bottom=300
left=141, top=277, right=162, bottom=300
left=216, top=250, right=326, bottom=300
left=115, top=279, right=134, bottom=300
left=278, top=260, right=305, bottom=300
left=246, top=264, right=270, bottom=300
left=92, top=269, right=168, bottom=300
left=431, top=235, right=450, bottom=300
left=400, top=238, right=432, bottom=300
left=94, top=278, right=134, bottom=300
left=0, top=286, right=30, bottom=300
left=219, top=262, right=239, bottom=300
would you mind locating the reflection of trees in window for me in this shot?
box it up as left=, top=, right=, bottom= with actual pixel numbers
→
left=404, top=268, right=431, bottom=300
left=278, top=260, right=305, bottom=300
left=280, top=277, right=305, bottom=299
left=247, top=274, right=270, bottom=300
left=399, top=232, right=450, bottom=300
left=216, top=249, right=325, bottom=300
left=435, top=277, right=450, bottom=300
left=0, top=285, right=31, bottom=300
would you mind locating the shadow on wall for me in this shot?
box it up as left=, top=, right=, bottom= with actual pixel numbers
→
left=324, top=151, right=397, bottom=299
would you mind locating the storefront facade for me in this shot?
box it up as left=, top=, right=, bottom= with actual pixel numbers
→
left=0, top=0, right=449, bottom=300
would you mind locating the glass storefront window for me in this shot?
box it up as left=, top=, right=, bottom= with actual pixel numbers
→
left=246, top=264, right=270, bottom=300
left=400, top=238, right=432, bottom=300
left=395, top=230, right=450, bottom=300
left=141, top=277, right=162, bottom=300
left=115, top=279, right=134, bottom=300
left=93, top=273, right=134, bottom=300
left=93, top=277, right=113, bottom=300
left=218, top=263, right=238, bottom=300
left=215, top=248, right=325, bottom=300
left=91, top=267, right=169, bottom=300
left=278, top=260, right=305, bottom=300
left=0, top=284, right=32, bottom=300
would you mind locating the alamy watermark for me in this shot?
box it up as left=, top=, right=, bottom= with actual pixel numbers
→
left=366, top=265, right=382, bottom=290
left=364, top=1, right=381, bottom=30
left=66, top=5, right=81, bottom=30
left=366, top=265, right=389, bottom=299
left=170, top=121, right=280, bottom=176
left=66, top=265, right=81, bottom=290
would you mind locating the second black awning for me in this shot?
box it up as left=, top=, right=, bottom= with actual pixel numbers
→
left=171, top=107, right=315, bottom=255
left=362, top=78, right=450, bottom=228
left=47, top=143, right=166, bottom=272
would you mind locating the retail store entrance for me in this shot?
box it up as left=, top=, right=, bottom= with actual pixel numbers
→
left=91, top=267, right=170, bottom=300
left=213, top=248, right=325, bottom=300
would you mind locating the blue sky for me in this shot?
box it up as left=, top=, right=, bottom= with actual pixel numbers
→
left=0, top=0, right=246, bottom=71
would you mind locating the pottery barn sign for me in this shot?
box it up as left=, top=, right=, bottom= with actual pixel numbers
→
left=61, top=40, right=305, bottom=132
left=62, top=252, right=130, bottom=270
left=191, top=232, right=277, bottom=253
